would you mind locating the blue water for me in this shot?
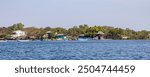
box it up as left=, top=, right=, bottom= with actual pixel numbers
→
left=0, top=40, right=150, bottom=60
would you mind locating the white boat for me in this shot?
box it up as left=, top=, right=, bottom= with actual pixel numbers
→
left=78, top=38, right=88, bottom=41
left=0, top=40, right=7, bottom=42
left=17, top=40, right=31, bottom=42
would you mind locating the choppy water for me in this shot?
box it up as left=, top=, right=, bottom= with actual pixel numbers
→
left=0, top=40, right=150, bottom=60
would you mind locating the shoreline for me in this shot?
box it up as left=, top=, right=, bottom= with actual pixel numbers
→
left=0, top=39, right=150, bottom=42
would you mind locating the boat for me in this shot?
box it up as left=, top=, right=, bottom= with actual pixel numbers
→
left=17, top=40, right=31, bottom=42
left=78, top=38, right=88, bottom=41
left=0, top=40, right=7, bottom=42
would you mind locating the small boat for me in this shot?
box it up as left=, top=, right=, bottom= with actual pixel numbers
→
left=17, top=40, right=31, bottom=42
left=78, top=38, right=88, bottom=41
left=0, top=40, right=7, bottom=42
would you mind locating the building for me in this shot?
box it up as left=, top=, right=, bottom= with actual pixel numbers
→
left=148, top=34, right=150, bottom=39
left=11, top=30, right=26, bottom=39
left=78, top=34, right=89, bottom=41
left=78, top=34, right=86, bottom=38
left=55, top=34, right=67, bottom=40
left=94, top=31, right=105, bottom=40
left=46, top=31, right=52, bottom=39
left=121, top=35, right=129, bottom=40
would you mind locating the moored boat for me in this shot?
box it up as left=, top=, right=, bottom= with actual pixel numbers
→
left=0, top=40, right=7, bottom=42
left=17, top=40, right=31, bottom=42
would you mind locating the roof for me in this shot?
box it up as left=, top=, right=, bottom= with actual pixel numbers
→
left=46, top=31, right=52, bottom=33
left=56, top=34, right=65, bottom=36
left=13, top=30, right=24, bottom=32
left=12, top=30, right=25, bottom=33
left=79, top=34, right=85, bottom=36
left=97, top=31, right=104, bottom=35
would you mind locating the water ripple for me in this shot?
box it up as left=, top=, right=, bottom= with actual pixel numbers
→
left=0, top=40, right=150, bottom=60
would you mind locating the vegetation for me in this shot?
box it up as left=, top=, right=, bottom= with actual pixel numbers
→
left=0, top=23, right=150, bottom=40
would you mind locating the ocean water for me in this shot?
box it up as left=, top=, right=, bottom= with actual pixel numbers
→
left=0, top=40, right=150, bottom=60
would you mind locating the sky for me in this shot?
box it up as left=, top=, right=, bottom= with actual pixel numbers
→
left=0, top=0, right=150, bottom=31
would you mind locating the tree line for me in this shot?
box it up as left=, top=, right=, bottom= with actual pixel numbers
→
left=0, top=23, right=150, bottom=40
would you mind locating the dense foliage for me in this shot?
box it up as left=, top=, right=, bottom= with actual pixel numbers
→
left=0, top=23, right=150, bottom=40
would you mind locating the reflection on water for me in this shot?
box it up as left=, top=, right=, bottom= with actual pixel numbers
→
left=0, top=40, right=150, bottom=60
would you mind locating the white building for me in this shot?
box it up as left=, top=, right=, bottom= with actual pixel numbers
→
left=11, top=30, right=26, bottom=39
left=121, top=35, right=129, bottom=40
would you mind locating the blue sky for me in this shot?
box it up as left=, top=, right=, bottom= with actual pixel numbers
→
left=0, top=0, right=150, bottom=30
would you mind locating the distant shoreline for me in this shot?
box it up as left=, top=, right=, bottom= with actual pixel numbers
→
left=1, top=23, right=150, bottom=41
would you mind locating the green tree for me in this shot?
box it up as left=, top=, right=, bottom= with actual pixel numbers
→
left=107, top=28, right=123, bottom=39
left=8, top=23, right=24, bottom=32
left=137, top=30, right=149, bottom=39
